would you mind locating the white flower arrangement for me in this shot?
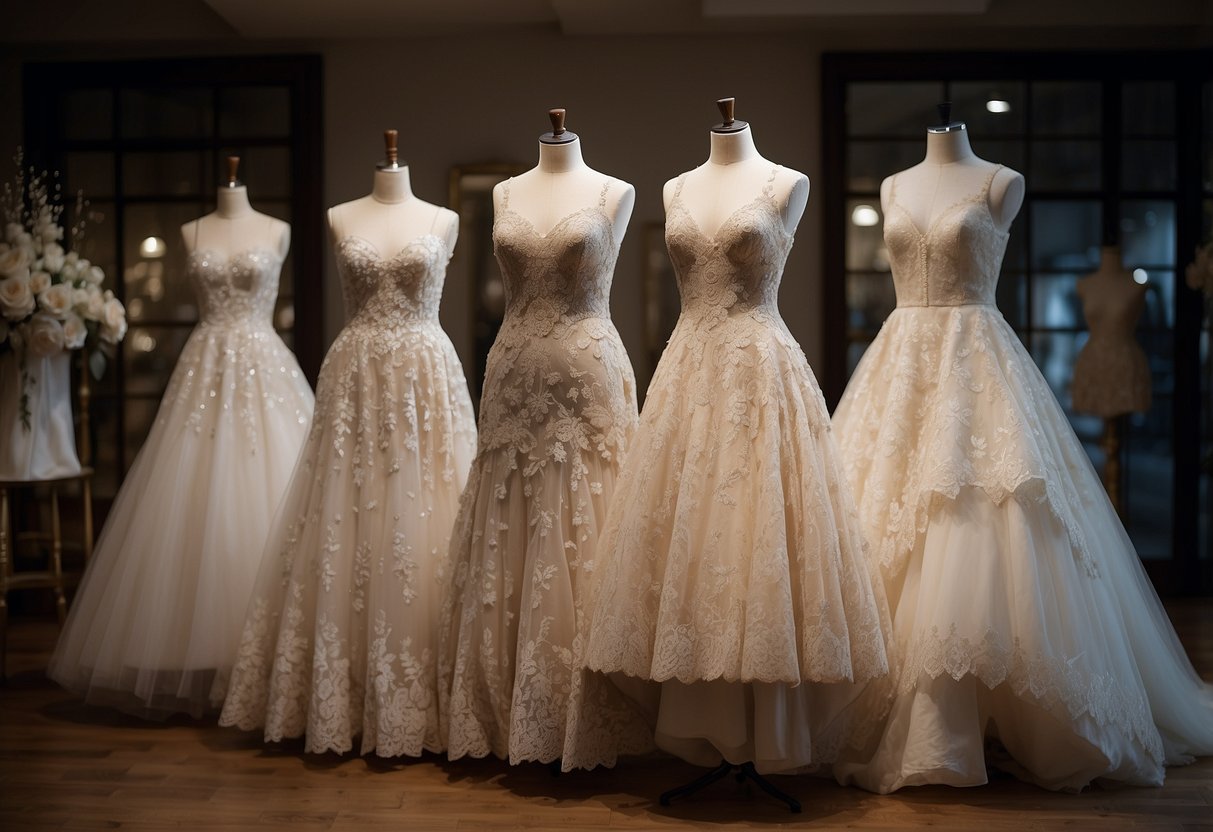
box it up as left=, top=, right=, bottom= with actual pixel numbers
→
left=0, top=148, right=127, bottom=430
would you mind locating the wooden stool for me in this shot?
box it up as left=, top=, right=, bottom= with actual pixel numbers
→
left=0, top=467, right=94, bottom=678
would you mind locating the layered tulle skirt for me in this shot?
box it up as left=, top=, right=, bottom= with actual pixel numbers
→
left=47, top=321, right=314, bottom=718
left=439, top=315, right=643, bottom=764
left=573, top=307, right=893, bottom=774
left=832, top=303, right=1213, bottom=791
left=219, top=319, right=475, bottom=756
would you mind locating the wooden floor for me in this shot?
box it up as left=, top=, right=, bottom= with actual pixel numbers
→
left=2, top=602, right=1211, bottom=831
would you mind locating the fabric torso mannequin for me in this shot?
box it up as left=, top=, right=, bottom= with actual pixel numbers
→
left=328, top=165, right=458, bottom=258
left=181, top=185, right=290, bottom=258
left=1073, top=246, right=1151, bottom=416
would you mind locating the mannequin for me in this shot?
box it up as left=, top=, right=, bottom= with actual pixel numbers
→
left=492, top=109, right=635, bottom=243
left=328, top=130, right=458, bottom=258
left=662, top=98, right=808, bottom=237
left=181, top=156, right=290, bottom=258
left=879, top=107, right=1024, bottom=236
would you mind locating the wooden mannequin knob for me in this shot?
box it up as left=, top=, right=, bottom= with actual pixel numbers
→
left=225, top=156, right=240, bottom=186
left=383, top=129, right=399, bottom=166
left=549, top=109, right=566, bottom=137
left=717, top=97, right=735, bottom=126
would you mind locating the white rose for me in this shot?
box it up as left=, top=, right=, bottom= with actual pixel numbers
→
left=85, top=265, right=105, bottom=286
left=61, top=312, right=87, bottom=349
left=100, top=296, right=127, bottom=344
left=40, top=222, right=63, bottom=244
left=38, top=282, right=73, bottom=318
left=59, top=261, right=78, bottom=282
left=0, top=245, right=32, bottom=278
left=0, top=274, right=35, bottom=320
left=41, top=242, right=65, bottom=274
left=29, top=270, right=51, bottom=295
left=4, top=222, right=23, bottom=244
left=64, top=251, right=79, bottom=266
left=72, top=287, right=89, bottom=308
left=83, top=285, right=105, bottom=321
left=26, top=312, right=65, bottom=357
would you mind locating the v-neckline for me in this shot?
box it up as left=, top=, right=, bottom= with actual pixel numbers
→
left=669, top=188, right=793, bottom=246
left=497, top=205, right=616, bottom=249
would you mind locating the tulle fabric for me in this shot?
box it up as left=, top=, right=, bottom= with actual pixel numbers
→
left=833, top=304, right=1213, bottom=791
left=47, top=323, right=313, bottom=718
left=219, top=322, right=476, bottom=756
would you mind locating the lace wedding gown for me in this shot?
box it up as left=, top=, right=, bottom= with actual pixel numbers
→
left=439, top=179, right=647, bottom=765
left=832, top=165, right=1213, bottom=792
left=48, top=244, right=314, bottom=718
left=219, top=230, right=476, bottom=756
left=572, top=168, right=893, bottom=774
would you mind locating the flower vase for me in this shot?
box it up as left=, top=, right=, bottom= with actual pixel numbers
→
left=0, top=349, right=82, bottom=481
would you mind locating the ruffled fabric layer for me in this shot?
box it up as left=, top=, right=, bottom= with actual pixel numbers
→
left=219, top=322, right=475, bottom=756
left=48, top=322, right=313, bottom=718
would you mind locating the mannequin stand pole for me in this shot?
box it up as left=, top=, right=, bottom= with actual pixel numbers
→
left=1100, top=416, right=1124, bottom=517
left=659, top=760, right=801, bottom=813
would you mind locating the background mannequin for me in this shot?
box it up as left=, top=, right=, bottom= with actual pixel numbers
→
left=328, top=130, right=458, bottom=258
left=181, top=157, right=290, bottom=258
left=492, top=109, right=635, bottom=243
left=878, top=115, right=1024, bottom=236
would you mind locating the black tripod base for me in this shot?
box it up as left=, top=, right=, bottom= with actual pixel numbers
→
left=659, top=760, right=802, bottom=813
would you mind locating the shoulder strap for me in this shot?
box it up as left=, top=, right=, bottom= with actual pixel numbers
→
left=500, top=177, right=512, bottom=210
left=598, top=177, right=611, bottom=209
left=982, top=164, right=1004, bottom=196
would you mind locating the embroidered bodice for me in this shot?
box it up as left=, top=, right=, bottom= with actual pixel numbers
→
left=664, top=166, right=793, bottom=323
left=187, top=247, right=283, bottom=328
left=884, top=165, right=1008, bottom=308
left=491, top=178, right=619, bottom=331
left=334, top=234, right=449, bottom=325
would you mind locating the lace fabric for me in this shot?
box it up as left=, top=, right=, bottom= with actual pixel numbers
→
left=1072, top=284, right=1152, bottom=417
left=219, top=231, right=477, bottom=756
left=570, top=168, right=894, bottom=772
left=832, top=165, right=1213, bottom=791
left=48, top=245, right=314, bottom=719
left=438, top=178, right=642, bottom=765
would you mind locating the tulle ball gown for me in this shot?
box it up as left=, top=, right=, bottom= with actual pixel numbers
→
left=572, top=168, right=893, bottom=774
left=439, top=179, right=647, bottom=765
left=47, top=243, right=314, bottom=718
left=832, top=165, right=1213, bottom=792
left=219, top=229, right=476, bottom=756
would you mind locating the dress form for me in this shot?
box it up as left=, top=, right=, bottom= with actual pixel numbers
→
left=327, top=130, right=458, bottom=257
left=181, top=157, right=290, bottom=258
left=662, top=100, right=808, bottom=237
left=879, top=123, right=1024, bottom=234
left=492, top=109, right=635, bottom=243
left=1073, top=245, right=1150, bottom=417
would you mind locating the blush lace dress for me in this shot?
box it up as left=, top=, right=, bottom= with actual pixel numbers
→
left=832, top=165, right=1213, bottom=792
left=439, top=179, right=648, bottom=765
left=48, top=241, right=314, bottom=718
left=219, top=227, right=476, bottom=756
left=572, top=168, right=893, bottom=774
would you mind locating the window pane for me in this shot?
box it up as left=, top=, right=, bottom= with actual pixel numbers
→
left=1030, top=140, right=1101, bottom=190
left=848, top=82, right=944, bottom=136
left=1029, top=331, right=1084, bottom=410
left=65, top=152, right=114, bottom=200
left=122, top=397, right=161, bottom=473
left=229, top=146, right=291, bottom=199
left=1120, top=200, right=1176, bottom=266
left=950, top=81, right=1026, bottom=136
left=1003, top=214, right=1028, bottom=270
left=121, top=88, right=213, bottom=139
left=61, top=89, right=112, bottom=141
left=845, top=199, right=888, bottom=272
left=996, top=270, right=1027, bottom=329
left=846, top=140, right=921, bottom=193
left=1134, top=269, right=1175, bottom=329
left=123, top=326, right=193, bottom=397
left=218, top=86, right=290, bottom=138
left=1122, top=139, right=1176, bottom=192
left=1125, top=399, right=1174, bottom=560
left=123, top=203, right=205, bottom=323
left=1032, top=273, right=1082, bottom=329
left=971, top=139, right=1025, bottom=179
left=123, top=151, right=205, bottom=197
left=1031, top=201, right=1100, bottom=271
left=68, top=199, right=118, bottom=290
left=88, top=396, right=122, bottom=496
left=1139, top=329, right=1175, bottom=397
left=1122, top=81, right=1175, bottom=137
left=846, top=272, right=896, bottom=334
left=1031, top=81, right=1101, bottom=136
left=846, top=339, right=873, bottom=377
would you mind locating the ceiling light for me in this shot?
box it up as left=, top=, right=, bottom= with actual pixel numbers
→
left=986, top=99, right=1011, bottom=114
left=140, top=236, right=166, bottom=258
left=1133, top=269, right=1148, bottom=284
left=851, top=205, right=880, bottom=227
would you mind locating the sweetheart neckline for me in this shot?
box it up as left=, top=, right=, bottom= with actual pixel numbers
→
left=667, top=190, right=794, bottom=247
left=495, top=205, right=617, bottom=250
left=336, top=233, right=447, bottom=263
left=188, top=246, right=283, bottom=265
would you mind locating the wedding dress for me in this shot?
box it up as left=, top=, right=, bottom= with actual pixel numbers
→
left=573, top=168, right=893, bottom=774
left=47, top=241, right=314, bottom=718
left=439, top=178, right=647, bottom=765
left=219, top=225, right=476, bottom=756
left=832, top=165, right=1213, bottom=792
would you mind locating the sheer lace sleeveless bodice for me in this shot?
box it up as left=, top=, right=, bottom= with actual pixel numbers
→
left=664, top=166, right=793, bottom=322
left=334, top=235, right=448, bottom=325
left=884, top=165, right=1007, bottom=308
left=187, top=248, right=282, bottom=328
left=491, top=179, right=618, bottom=330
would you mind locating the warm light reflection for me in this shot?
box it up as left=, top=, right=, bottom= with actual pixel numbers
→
left=140, top=236, right=166, bottom=258
left=132, top=331, right=157, bottom=352
left=851, top=204, right=880, bottom=227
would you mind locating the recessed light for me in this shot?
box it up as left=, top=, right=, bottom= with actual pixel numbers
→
left=986, top=99, right=1011, bottom=114
left=852, top=204, right=880, bottom=227
left=139, top=236, right=166, bottom=258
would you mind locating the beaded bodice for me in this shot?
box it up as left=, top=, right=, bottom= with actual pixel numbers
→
left=884, top=164, right=1007, bottom=308
left=664, top=166, right=794, bottom=321
left=491, top=178, right=619, bottom=327
left=187, top=247, right=283, bottom=328
left=334, top=234, right=448, bottom=325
